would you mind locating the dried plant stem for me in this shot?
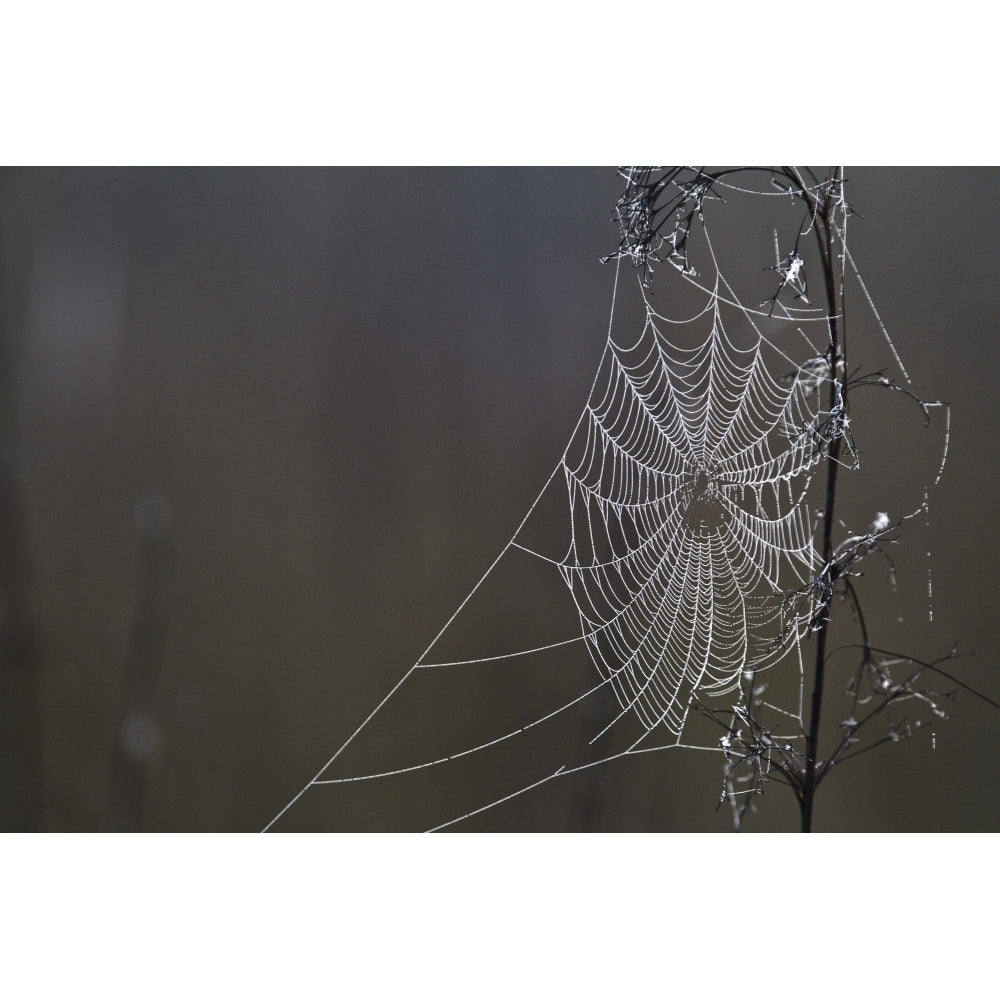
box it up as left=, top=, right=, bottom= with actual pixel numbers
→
left=800, top=169, right=845, bottom=833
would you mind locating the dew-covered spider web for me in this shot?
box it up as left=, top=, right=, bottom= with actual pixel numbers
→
left=265, top=168, right=946, bottom=831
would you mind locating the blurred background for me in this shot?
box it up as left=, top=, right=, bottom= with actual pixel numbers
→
left=1, top=167, right=997, bottom=832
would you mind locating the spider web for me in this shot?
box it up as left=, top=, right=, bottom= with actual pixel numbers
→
left=265, top=168, right=925, bottom=832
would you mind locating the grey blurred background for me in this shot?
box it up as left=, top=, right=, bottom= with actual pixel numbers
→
left=1, top=167, right=997, bottom=832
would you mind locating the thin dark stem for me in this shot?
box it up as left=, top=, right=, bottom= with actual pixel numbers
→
left=800, top=169, right=845, bottom=832
left=801, top=455, right=839, bottom=830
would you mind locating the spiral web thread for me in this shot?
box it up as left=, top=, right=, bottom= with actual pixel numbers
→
left=265, top=168, right=892, bottom=832
left=558, top=266, right=826, bottom=739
